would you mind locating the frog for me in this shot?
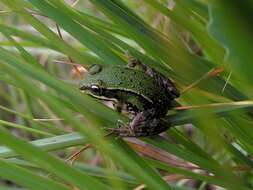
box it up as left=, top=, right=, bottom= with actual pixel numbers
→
left=79, top=58, right=180, bottom=137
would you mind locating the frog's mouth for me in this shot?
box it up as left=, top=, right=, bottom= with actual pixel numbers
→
left=79, top=86, right=117, bottom=102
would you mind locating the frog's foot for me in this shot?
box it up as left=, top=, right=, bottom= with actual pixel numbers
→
left=125, top=51, right=146, bottom=69
left=106, top=126, right=136, bottom=137
left=108, top=117, right=146, bottom=137
left=105, top=112, right=170, bottom=137
left=116, top=119, right=127, bottom=128
left=127, top=57, right=141, bottom=68
left=106, top=121, right=169, bottom=137
left=125, top=53, right=151, bottom=72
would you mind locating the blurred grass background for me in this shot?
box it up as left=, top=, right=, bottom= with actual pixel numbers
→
left=0, top=0, right=253, bottom=189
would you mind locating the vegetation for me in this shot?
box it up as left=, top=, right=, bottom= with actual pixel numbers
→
left=0, top=0, right=253, bottom=189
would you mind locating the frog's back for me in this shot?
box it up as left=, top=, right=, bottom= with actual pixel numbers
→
left=86, top=65, right=170, bottom=105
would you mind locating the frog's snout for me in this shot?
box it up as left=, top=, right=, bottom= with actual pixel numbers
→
left=79, top=84, right=87, bottom=91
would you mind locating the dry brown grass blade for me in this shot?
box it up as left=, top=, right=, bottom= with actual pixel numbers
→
left=126, top=138, right=199, bottom=170
left=182, top=66, right=224, bottom=94
left=133, top=174, right=186, bottom=190
left=55, top=23, right=83, bottom=78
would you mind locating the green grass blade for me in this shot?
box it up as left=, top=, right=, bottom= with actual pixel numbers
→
left=0, top=132, right=86, bottom=158
left=1, top=0, right=95, bottom=66
left=208, top=1, right=253, bottom=92
left=144, top=0, right=225, bottom=63
left=0, top=119, right=53, bottom=137
left=0, top=159, right=70, bottom=190
left=0, top=126, right=112, bottom=190
left=27, top=0, right=126, bottom=65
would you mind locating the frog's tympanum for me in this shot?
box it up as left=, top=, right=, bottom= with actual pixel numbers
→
left=79, top=59, right=180, bottom=137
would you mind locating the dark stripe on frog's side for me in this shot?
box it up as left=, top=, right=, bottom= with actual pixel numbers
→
left=100, top=87, right=154, bottom=104
left=83, top=87, right=154, bottom=111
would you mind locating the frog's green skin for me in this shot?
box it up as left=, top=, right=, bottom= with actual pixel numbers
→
left=79, top=61, right=179, bottom=137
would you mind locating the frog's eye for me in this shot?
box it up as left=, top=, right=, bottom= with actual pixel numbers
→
left=90, top=85, right=100, bottom=94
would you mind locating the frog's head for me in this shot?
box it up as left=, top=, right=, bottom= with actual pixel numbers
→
left=79, top=65, right=107, bottom=98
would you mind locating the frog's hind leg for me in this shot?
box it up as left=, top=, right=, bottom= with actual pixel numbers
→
left=107, top=108, right=169, bottom=137
left=132, top=118, right=169, bottom=136
left=126, top=52, right=154, bottom=73
left=106, top=116, right=169, bottom=137
left=106, top=108, right=155, bottom=137
left=128, top=109, right=168, bottom=136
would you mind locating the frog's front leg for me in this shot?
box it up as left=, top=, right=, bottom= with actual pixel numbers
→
left=113, top=101, right=124, bottom=113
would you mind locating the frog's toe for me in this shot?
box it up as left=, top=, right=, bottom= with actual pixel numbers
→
left=106, top=127, right=136, bottom=137
left=105, top=127, right=123, bottom=137
left=105, top=127, right=119, bottom=135
left=116, top=120, right=127, bottom=128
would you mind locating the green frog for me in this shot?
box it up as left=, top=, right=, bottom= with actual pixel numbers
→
left=79, top=58, right=180, bottom=137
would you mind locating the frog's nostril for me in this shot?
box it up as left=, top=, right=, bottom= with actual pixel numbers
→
left=79, top=85, right=88, bottom=90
